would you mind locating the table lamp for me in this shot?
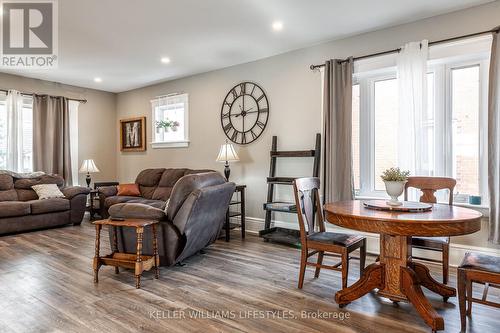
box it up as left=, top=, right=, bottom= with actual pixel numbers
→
left=216, top=141, right=239, bottom=181
left=79, top=159, right=100, bottom=187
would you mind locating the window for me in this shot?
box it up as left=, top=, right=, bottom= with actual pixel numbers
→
left=352, top=52, right=488, bottom=202
left=0, top=92, right=33, bottom=172
left=151, top=93, right=189, bottom=148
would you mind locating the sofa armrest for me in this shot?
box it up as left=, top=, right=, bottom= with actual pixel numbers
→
left=108, top=203, right=166, bottom=220
left=60, top=186, right=90, bottom=225
left=98, top=185, right=118, bottom=197
left=61, top=186, right=90, bottom=199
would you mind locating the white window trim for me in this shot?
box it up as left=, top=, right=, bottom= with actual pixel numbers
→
left=353, top=51, right=489, bottom=204
left=150, top=93, right=189, bottom=149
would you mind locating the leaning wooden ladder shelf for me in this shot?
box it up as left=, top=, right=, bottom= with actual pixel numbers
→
left=259, top=133, right=321, bottom=246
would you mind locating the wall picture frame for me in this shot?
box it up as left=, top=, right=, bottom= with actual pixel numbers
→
left=120, top=116, right=146, bottom=152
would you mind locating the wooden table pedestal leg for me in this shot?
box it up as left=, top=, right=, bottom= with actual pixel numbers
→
left=409, top=262, right=456, bottom=301
left=401, top=267, right=444, bottom=332
left=378, top=234, right=410, bottom=301
left=135, top=227, right=144, bottom=289
left=93, top=224, right=102, bottom=283
left=152, top=224, right=160, bottom=279
left=335, top=263, right=384, bottom=306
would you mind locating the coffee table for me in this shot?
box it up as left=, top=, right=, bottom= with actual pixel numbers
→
left=92, top=218, right=160, bottom=289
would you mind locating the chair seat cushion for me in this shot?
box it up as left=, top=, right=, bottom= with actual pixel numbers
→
left=307, top=232, right=364, bottom=247
left=28, top=198, right=70, bottom=214
left=412, top=236, right=449, bottom=246
left=459, top=252, right=500, bottom=274
left=0, top=201, right=31, bottom=217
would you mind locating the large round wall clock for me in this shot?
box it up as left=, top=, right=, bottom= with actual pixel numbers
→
left=220, top=81, right=269, bottom=145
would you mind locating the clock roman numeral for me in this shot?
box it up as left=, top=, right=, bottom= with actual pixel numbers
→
left=256, top=120, right=265, bottom=129
left=231, top=130, right=238, bottom=142
left=221, top=112, right=230, bottom=119
left=239, top=83, right=246, bottom=95
left=224, top=101, right=232, bottom=108
left=250, top=130, right=257, bottom=140
left=250, top=84, right=256, bottom=96
left=241, top=133, right=247, bottom=144
left=231, top=89, right=239, bottom=100
left=259, top=107, right=268, bottom=113
left=256, top=94, right=264, bottom=102
left=224, top=123, right=232, bottom=133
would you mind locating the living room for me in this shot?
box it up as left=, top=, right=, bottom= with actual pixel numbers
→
left=0, top=1, right=499, bottom=332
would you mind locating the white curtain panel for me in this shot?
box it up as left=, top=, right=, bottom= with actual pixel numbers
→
left=5, top=90, right=24, bottom=173
left=488, top=30, right=500, bottom=244
left=397, top=40, right=429, bottom=176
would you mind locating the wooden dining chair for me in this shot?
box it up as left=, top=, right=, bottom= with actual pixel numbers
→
left=292, top=177, right=366, bottom=290
left=404, top=176, right=456, bottom=286
left=458, top=252, right=500, bottom=332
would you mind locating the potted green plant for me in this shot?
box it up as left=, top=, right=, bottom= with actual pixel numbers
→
left=156, top=119, right=180, bottom=132
left=380, top=167, right=410, bottom=206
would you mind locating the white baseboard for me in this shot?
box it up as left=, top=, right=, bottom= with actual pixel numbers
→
left=232, top=216, right=500, bottom=268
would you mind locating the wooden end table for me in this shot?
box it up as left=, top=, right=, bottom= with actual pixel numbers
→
left=92, top=218, right=160, bottom=289
left=225, top=184, right=246, bottom=241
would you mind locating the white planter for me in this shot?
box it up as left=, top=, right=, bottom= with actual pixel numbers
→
left=384, top=180, right=407, bottom=206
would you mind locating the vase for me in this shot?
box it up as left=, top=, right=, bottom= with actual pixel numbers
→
left=172, top=126, right=178, bottom=132
left=384, top=180, right=407, bottom=206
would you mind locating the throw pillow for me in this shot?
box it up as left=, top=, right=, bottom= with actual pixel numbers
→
left=32, top=184, right=65, bottom=200
left=117, top=183, right=141, bottom=196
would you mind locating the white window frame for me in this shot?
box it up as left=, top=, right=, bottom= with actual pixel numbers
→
left=150, top=93, right=189, bottom=149
left=353, top=55, right=489, bottom=203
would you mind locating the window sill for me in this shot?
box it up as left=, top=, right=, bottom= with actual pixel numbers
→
left=151, top=140, right=189, bottom=149
left=355, top=195, right=489, bottom=217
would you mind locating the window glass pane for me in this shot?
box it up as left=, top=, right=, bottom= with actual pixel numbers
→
left=374, top=78, right=398, bottom=191
left=352, top=84, right=360, bottom=191
left=451, top=66, right=480, bottom=195
left=424, top=72, right=435, bottom=174
left=0, top=94, right=6, bottom=170
left=22, top=98, right=33, bottom=172
left=153, top=94, right=188, bottom=143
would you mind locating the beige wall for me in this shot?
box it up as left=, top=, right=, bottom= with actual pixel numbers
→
left=117, top=1, right=500, bottom=246
left=0, top=72, right=117, bottom=185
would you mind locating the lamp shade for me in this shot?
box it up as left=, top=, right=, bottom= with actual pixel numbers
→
left=79, top=159, right=100, bottom=173
left=216, top=143, right=239, bottom=163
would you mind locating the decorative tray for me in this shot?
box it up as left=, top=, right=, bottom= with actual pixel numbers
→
left=363, top=200, right=432, bottom=212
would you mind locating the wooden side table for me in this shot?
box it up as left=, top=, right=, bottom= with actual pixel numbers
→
left=225, top=184, right=246, bottom=242
left=92, top=218, right=160, bottom=289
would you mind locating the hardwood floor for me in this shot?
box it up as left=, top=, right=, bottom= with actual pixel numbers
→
left=0, top=216, right=498, bottom=333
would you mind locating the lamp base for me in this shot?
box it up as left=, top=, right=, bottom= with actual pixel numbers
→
left=224, top=163, right=230, bottom=181
left=86, top=174, right=91, bottom=188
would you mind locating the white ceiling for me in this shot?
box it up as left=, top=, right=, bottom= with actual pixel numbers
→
left=0, top=0, right=494, bottom=93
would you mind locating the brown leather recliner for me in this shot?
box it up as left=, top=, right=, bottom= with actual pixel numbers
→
left=107, top=172, right=235, bottom=266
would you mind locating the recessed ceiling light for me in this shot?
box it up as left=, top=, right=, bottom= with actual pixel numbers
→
left=272, top=21, right=283, bottom=31
left=161, top=57, right=171, bottom=64
left=94, top=77, right=102, bottom=83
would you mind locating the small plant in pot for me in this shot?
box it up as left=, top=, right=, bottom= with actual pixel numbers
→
left=380, top=167, right=410, bottom=206
left=156, top=119, right=180, bottom=132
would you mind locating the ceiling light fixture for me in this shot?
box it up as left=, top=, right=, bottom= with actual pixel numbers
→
left=161, top=57, right=171, bottom=64
left=94, top=77, right=102, bottom=83
left=272, top=21, right=283, bottom=31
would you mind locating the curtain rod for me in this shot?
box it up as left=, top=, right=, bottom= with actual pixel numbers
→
left=309, top=27, right=500, bottom=70
left=0, top=88, right=87, bottom=103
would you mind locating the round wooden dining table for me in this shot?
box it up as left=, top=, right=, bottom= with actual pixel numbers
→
left=324, top=200, right=482, bottom=333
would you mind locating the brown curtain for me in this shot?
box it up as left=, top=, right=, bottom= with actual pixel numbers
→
left=323, top=58, right=354, bottom=203
left=489, top=29, right=500, bottom=244
left=33, top=95, right=73, bottom=185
